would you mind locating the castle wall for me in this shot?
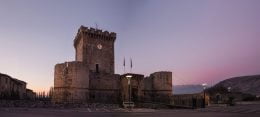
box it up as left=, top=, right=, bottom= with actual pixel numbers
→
left=75, top=37, right=84, bottom=62
left=54, top=61, right=89, bottom=103
left=142, top=77, right=153, bottom=102
left=142, top=72, right=173, bottom=103
left=89, top=72, right=120, bottom=103
left=151, top=71, right=172, bottom=92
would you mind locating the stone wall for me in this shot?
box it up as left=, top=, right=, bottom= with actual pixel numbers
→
left=142, top=71, right=173, bottom=103
left=53, top=61, right=89, bottom=103
left=150, top=71, right=172, bottom=91
left=172, top=93, right=209, bottom=108
left=75, top=36, right=84, bottom=62
left=89, top=72, right=120, bottom=103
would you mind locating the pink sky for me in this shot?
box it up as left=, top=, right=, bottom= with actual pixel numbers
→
left=0, top=0, right=259, bottom=92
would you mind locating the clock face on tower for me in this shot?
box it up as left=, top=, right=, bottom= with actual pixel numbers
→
left=97, top=44, right=102, bottom=50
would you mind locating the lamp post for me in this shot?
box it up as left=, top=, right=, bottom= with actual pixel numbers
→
left=126, top=75, right=132, bottom=108
left=227, top=87, right=232, bottom=106
left=202, top=83, right=207, bottom=108
left=228, top=87, right=231, bottom=93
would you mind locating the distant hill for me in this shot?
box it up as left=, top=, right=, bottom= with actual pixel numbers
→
left=174, top=75, right=260, bottom=95
left=214, top=75, right=260, bottom=96
left=173, top=85, right=204, bottom=94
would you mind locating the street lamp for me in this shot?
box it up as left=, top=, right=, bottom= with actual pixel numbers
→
left=202, top=83, right=207, bottom=108
left=227, top=87, right=233, bottom=106
left=126, top=75, right=132, bottom=108
left=228, top=87, right=231, bottom=93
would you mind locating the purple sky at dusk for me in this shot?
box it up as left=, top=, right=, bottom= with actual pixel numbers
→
left=0, top=0, right=259, bottom=92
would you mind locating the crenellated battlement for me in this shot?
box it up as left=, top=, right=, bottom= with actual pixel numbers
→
left=74, top=25, right=116, bottom=47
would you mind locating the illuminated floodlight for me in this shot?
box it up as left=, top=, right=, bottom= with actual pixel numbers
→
left=202, top=83, right=207, bottom=89
left=126, top=75, right=132, bottom=78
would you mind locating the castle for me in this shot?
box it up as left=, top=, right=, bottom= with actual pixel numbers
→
left=53, top=26, right=172, bottom=104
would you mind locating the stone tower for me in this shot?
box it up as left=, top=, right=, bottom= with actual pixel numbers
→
left=53, top=25, right=119, bottom=103
left=74, top=26, right=116, bottom=74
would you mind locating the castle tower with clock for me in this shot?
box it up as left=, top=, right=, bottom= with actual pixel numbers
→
left=74, top=26, right=116, bottom=74
left=53, top=25, right=173, bottom=104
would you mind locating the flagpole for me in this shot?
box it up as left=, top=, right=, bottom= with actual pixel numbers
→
left=123, top=57, right=126, bottom=74
left=130, top=58, right=132, bottom=73
left=124, top=66, right=125, bottom=74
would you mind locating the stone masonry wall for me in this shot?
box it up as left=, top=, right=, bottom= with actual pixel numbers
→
left=75, top=36, right=84, bottom=62
left=151, top=71, right=172, bottom=92
left=54, top=61, right=89, bottom=103
left=89, top=72, right=120, bottom=103
left=151, top=71, right=173, bottom=103
left=142, top=71, right=173, bottom=103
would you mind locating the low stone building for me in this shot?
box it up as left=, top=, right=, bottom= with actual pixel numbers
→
left=26, top=89, right=36, bottom=100
left=172, top=93, right=210, bottom=108
left=53, top=26, right=173, bottom=104
left=0, top=73, right=36, bottom=100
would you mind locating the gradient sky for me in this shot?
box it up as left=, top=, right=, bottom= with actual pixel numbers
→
left=0, top=0, right=259, bottom=92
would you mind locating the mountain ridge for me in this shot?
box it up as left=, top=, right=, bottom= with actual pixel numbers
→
left=214, top=75, right=260, bottom=95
